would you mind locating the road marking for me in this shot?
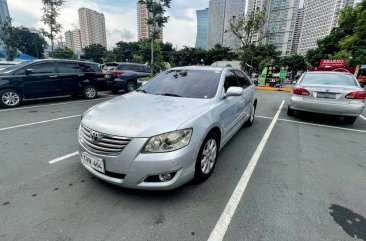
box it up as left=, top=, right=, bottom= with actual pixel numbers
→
left=0, top=97, right=112, bottom=112
left=256, top=115, right=273, bottom=120
left=0, top=114, right=80, bottom=132
left=208, top=100, right=285, bottom=241
left=360, top=115, right=366, bottom=121
left=278, top=118, right=366, bottom=134
left=49, top=151, right=79, bottom=164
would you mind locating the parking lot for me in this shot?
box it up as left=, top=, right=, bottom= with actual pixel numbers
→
left=1, top=90, right=366, bottom=241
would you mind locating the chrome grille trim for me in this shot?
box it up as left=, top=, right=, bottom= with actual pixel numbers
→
left=79, top=125, right=132, bottom=155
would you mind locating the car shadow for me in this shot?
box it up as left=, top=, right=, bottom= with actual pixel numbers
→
left=329, top=204, right=366, bottom=241
left=290, top=111, right=355, bottom=126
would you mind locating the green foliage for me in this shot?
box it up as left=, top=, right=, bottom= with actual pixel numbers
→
left=137, top=0, right=172, bottom=74
left=306, top=1, right=366, bottom=66
left=0, top=17, right=20, bottom=61
left=238, top=44, right=280, bottom=71
left=40, top=0, right=65, bottom=56
left=15, top=27, right=48, bottom=59
left=53, top=47, right=75, bottom=59
left=113, top=41, right=140, bottom=62
left=280, top=54, right=307, bottom=78
left=83, top=44, right=107, bottom=63
left=103, top=51, right=116, bottom=63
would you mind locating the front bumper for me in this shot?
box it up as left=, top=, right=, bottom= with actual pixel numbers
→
left=290, top=96, right=365, bottom=117
left=78, top=135, right=197, bottom=190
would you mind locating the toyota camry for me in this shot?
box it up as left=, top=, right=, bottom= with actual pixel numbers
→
left=78, top=66, right=257, bottom=190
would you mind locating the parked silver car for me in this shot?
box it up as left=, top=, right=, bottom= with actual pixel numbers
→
left=78, top=67, right=257, bottom=190
left=288, top=72, right=365, bottom=124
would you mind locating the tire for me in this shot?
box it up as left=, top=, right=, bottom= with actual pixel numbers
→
left=194, top=132, right=219, bottom=182
left=244, top=103, right=256, bottom=127
left=83, top=85, right=98, bottom=99
left=287, top=106, right=295, bottom=116
left=344, top=116, right=357, bottom=124
left=125, top=81, right=137, bottom=93
left=0, top=89, right=22, bottom=108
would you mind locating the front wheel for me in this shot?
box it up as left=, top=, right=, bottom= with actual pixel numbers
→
left=83, top=86, right=98, bottom=99
left=244, top=103, right=256, bottom=127
left=0, top=89, right=22, bottom=108
left=126, top=81, right=137, bottom=93
left=194, top=132, right=219, bottom=182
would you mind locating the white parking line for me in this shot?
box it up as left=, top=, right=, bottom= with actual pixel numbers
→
left=360, top=115, right=366, bottom=121
left=48, top=151, right=79, bottom=164
left=207, top=100, right=285, bottom=241
left=0, top=114, right=80, bottom=132
left=256, top=116, right=366, bottom=133
left=0, top=97, right=112, bottom=112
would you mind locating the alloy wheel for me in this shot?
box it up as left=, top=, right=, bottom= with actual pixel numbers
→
left=127, top=82, right=136, bottom=92
left=201, top=138, right=217, bottom=174
left=2, top=91, right=20, bottom=106
left=85, top=87, right=96, bottom=98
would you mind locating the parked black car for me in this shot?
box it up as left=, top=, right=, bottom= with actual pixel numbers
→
left=103, top=62, right=151, bottom=93
left=0, top=59, right=106, bottom=108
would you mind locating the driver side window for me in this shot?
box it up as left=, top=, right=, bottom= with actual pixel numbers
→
left=224, top=70, right=239, bottom=92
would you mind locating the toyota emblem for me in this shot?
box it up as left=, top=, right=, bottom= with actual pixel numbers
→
left=90, top=131, right=102, bottom=143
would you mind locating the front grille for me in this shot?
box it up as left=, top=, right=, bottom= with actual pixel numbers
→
left=80, top=125, right=132, bottom=155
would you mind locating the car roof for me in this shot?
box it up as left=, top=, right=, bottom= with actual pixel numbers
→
left=29, top=59, right=99, bottom=65
left=105, top=62, right=146, bottom=66
left=306, top=71, right=352, bottom=75
left=170, top=66, right=231, bottom=71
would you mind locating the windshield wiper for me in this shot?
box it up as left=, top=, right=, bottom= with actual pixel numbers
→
left=156, top=93, right=183, bottom=97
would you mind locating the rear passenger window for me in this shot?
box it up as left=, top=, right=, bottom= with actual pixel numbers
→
left=79, top=63, right=100, bottom=73
left=118, top=65, right=129, bottom=71
left=224, top=71, right=239, bottom=92
left=31, top=63, right=54, bottom=74
left=57, top=63, right=80, bottom=73
left=235, top=70, right=251, bottom=88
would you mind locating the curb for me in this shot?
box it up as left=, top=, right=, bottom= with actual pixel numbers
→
left=256, top=86, right=292, bottom=93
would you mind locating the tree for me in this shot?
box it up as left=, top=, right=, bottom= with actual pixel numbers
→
left=113, top=41, right=140, bottom=62
left=40, top=0, right=65, bottom=57
left=83, top=44, right=107, bottom=63
left=53, top=47, right=74, bottom=59
left=206, top=44, right=237, bottom=64
left=138, top=0, right=172, bottom=74
left=102, top=51, right=116, bottom=63
left=280, top=54, right=307, bottom=79
left=227, top=7, right=269, bottom=49
left=15, top=27, right=48, bottom=59
left=0, top=17, right=19, bottom=61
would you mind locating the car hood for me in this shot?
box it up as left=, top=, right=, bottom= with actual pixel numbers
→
left=82, top=92, right=211, bottom=137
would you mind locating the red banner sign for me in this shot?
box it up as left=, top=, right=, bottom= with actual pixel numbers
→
left=320, top=59, right=346, bottom=68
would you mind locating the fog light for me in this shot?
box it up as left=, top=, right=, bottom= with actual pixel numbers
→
left=159, top=173, right=172, bottom=182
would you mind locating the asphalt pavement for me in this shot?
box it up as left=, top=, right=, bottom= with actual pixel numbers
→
left=0, top=91, right=365, bottom=241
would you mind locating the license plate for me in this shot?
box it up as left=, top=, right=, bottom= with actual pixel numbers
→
left=317, top=92, right=336, bottom=99
left=82, top=153, right=105, bottom=173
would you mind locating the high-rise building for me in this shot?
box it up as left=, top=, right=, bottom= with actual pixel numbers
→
left=195, top=8, right=209, bottom=49
left=290, top=7, right=304, bottom=54
left=137, top=3, right=163, bottom=41
left=264, top=0, right=300, bottom=55
left=0, top=0, right=9, bottom=25
left=65, top=29, right=82, bottom=53
left=78, top=8, right=107, bottom=48
left=297, top=0, right=355, bottom=56
left=246, top=0, right=269, bottom=44
left=208, top=0, right=246, bottom=50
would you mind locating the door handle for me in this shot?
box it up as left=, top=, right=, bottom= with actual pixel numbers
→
left=78, top=74, right=85, bottom=77
left=49, top=75, right=58, bottom=78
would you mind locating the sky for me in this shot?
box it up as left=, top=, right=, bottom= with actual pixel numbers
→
left=7, top=0, right=210, bottom=49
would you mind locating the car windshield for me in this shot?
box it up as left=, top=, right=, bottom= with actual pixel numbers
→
left=141, top=69, right=222, bottom=99
left=0, top=62, right=29, bottom=73
left=302, top=73, right=358, bottom=86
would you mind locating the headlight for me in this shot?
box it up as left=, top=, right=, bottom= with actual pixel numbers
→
left=142, top=129, right=193, bottom=153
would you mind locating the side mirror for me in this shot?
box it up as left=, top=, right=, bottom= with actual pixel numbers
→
left=292, top=81, right=297, bottom=85
left=226, top=87, right=244, bottom=98
left=25, top=69, right=33, bottom=75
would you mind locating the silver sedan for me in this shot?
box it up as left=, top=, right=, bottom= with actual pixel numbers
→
left=288, top=71, right=365, bottom=124
left=78, top=66, right=257, bottom=190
